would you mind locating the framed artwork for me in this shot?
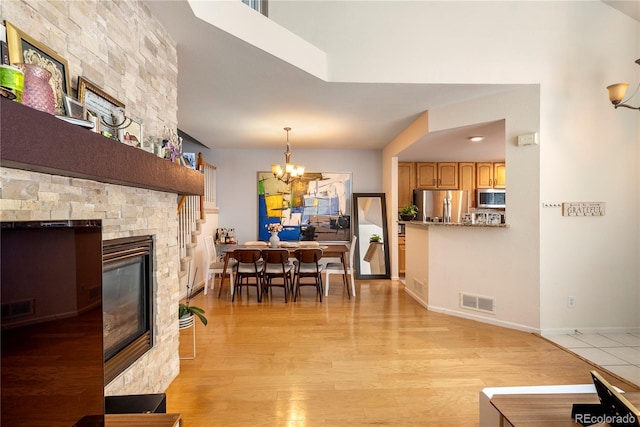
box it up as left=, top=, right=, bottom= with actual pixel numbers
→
left=182, top=152, right=196, bottom=169
left=63, top=94, right=85, bottom=120
left=5, top=21, right=70, bottom=116
left=77, top=76, right=125, bottom=139
left=257, top=171, right=352, bottom=243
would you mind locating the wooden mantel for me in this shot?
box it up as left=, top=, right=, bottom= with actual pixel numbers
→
left=0, top=97, right=203, bottom=195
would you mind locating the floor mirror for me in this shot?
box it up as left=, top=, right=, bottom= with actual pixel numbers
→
left=352, top=193, right=391, bottom=279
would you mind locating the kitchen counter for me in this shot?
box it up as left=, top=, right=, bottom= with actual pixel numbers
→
left=399, top=220, right=509, bottom=228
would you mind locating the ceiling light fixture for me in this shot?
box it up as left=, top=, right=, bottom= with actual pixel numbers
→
left=468, top=136, right=485, bottom=142
left=606, top=59, right=640, bottom=111
left=272, top=127, right=304, bottom=185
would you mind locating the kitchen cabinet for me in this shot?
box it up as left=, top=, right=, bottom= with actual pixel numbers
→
left=398, top=235, right=406, bottom=276
left=398, top=162, right=416, bottom=210
left=416, top=162, right=458, bottom=189
left=458, top=162, right=476, bottom=207
left=493, top=162, right=506, bottom=188
left=476, top=162, right=505, bottom=189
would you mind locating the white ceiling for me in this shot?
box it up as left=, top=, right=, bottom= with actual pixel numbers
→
left=145, top=1, right=637, bottom=162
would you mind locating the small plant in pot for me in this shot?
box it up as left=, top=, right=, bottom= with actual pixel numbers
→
left=179, top=266, right=208, bottom=326
left=399, top=204, right=418, bottom=221
left=369, top=234, right=382, bottom=243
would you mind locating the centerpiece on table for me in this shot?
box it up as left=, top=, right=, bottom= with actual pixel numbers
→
left=267, top=223, right=284, bottom=247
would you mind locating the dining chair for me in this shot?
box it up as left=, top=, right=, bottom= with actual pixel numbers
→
left=232, top=249, right=264, bottom=302
left=324, top=235, right=357, bottom=298
left=292, top=248, right=324, bottom=302
left=203, top=235, right=236, bottom=297
left=261, top=249, right=293, bottom=302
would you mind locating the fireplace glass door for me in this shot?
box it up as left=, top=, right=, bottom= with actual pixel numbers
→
left=102, top=235, right=154, bottom=383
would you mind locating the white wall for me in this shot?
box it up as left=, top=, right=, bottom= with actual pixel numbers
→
left=200, top=147, right=382, bottom=245
left=271, top=1, right=639, bottom=332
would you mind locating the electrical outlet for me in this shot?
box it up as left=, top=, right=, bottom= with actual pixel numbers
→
left=567, top=296, right=576, bottom=308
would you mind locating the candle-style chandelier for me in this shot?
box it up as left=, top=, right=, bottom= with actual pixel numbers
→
left=271, top=127, right=305, bottom=184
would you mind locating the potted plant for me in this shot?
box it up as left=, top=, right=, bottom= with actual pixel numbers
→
left=369, top=234, right=382, bottom=243
left=399, top=204, right=418, bottom=221
left=179, top=266, right=207, bottom=326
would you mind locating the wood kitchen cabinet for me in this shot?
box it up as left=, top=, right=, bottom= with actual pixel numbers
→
left=416, top=162, right=458, bottom=189
left=398, top=162, right=416, bottom=210
left=493, top=162, right=506, bottom=188
left=398, top=235, right=406, bottom=275
left=476, top=162, right=505, bottom=189
left=458, top=162, right=476, bottom=207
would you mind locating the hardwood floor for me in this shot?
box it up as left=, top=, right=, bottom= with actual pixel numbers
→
left=167, top=279, right=638, bottom=426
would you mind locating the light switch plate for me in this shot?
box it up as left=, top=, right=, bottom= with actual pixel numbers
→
left=518, top=133, right=539, bottom=146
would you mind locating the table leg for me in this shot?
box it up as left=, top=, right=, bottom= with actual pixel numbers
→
left=218, top=254, right=230, bottom=299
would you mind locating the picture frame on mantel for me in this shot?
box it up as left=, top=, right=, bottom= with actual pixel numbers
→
left=77, top=76, right=125, bottom=140
left=63, top=94, right=86, bottom=120
left=5, top=20, right=70, bottom=116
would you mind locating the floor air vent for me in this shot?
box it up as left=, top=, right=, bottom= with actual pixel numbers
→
left=460, top=292, right=495, bottom=314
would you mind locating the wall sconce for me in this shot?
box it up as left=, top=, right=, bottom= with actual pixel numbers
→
left=606, top=59, right=640, bottom=111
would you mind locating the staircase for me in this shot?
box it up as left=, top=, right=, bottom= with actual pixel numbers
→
left=177, top=154, right=217, bottom=290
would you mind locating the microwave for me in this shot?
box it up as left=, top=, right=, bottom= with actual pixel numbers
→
left=477, top=189, right=506, bottom=208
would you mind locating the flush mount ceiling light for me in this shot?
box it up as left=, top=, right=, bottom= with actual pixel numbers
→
left=606, top=59, right=640, bottom=111
left=272, top=127, right=304, bottom=185
left=468, top=136, right=485, bottom=142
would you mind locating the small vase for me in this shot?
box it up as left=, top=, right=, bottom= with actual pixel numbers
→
left=16, top=63, right=55, bottom=114
left=269, top=231, right=280, bottom=248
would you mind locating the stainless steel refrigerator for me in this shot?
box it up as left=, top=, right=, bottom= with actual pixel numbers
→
left=413, top=190, right=470, bottom=223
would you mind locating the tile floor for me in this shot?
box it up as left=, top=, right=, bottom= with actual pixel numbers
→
left=544, top=332, right=640, bottom=388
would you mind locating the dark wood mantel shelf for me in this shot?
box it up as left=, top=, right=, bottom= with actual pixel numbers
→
left=0, top=97, right=203, bottom=195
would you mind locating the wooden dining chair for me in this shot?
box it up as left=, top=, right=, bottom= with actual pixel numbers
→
left=324, top=235, right=357, bottom=298
left=232, top=249, right=264, bottom=302
left=293, top=248, right=324, bottom=302
left=261, top=249, right=293, bottom=302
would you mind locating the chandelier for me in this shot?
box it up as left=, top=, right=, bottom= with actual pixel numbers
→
left=271, top=127, right=304, bottom=184
left=606, top=59, right=640, bottom=111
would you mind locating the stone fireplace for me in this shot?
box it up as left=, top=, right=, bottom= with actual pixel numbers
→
left=0, top=98, right=204, bottom=396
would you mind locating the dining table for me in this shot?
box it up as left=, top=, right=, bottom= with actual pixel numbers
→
left=217, top=243, right=350, bottom=296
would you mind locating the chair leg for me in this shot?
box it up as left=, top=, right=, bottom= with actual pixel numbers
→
left=293, top=274, right=300, bottom=302
left=342, top=272, right=350, bottom=299
left=324, top=271, right=330, bottom=296
left=350, top=271, right=356, bottom=297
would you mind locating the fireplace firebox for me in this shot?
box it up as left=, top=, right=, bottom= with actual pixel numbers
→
left=103, top=235, right=155, bottom=384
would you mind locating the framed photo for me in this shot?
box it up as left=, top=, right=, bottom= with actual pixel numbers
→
left=77, top=76, right=125, bottom=139
left=182, top=152, right=196, bottom=169
left=85, top=108, right=100, bottom=133
left=5, top=21, right=70, bottom=116
left=63, top=94, right=86, bottom=120
left=123, top=118, right=143, bottom=147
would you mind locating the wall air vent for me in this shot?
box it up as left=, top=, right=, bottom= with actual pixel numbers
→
left=460, top=292, right=495, bottom=314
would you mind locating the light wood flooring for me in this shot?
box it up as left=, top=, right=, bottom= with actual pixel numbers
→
left=167, top=279, right=639, bottom=426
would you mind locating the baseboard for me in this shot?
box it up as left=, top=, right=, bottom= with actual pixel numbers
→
left=540, top=326, right=640, bottom=336
left=403, top=287, right=539, bottom=333
left=428, top=305, right=540, bottom=333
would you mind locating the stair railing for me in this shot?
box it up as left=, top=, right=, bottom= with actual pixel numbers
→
left=177, top=153, right=217, bottom=261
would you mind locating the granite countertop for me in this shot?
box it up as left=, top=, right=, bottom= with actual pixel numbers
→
left=399, top=220, right=509, bottom=228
